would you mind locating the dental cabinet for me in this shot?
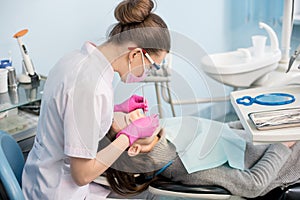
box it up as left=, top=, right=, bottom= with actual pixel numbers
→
left=0, top=77, right=45, bottom=156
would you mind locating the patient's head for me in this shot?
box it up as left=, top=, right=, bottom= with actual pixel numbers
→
left=102, top=110, right=163, bottom=196
left=110, top=110, right=162, bottom=155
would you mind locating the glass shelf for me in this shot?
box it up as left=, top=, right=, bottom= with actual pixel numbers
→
left=0, top=78, right=45, bottom=113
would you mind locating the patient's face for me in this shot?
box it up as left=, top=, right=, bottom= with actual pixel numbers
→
left=112, top=110, right=161, bottom=153
left=129, top=110, right=162, bottom=153
left=129, top=109, right=145, bottom=121
left=111, top=110, right=144, bottom=133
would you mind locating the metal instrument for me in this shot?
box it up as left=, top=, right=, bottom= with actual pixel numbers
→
left=286, top=44, right=300, bottom=73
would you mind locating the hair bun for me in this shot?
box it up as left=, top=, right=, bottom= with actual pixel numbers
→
left=114, top=0, right=154, bottom=24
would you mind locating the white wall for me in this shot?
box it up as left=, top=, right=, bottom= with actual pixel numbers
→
left=0, top=0, right=228, bottom=75
left=0, top=0, right=120, bottom=76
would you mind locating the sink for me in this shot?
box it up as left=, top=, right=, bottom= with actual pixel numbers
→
left=201, top=22, right=282, bottom=88
left=201, top=47, right=281, bottom=88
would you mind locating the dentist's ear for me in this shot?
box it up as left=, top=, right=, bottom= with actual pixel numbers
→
left=128, top=47, right=142, bottom=61
left=127, top=144, right=142, bottom=157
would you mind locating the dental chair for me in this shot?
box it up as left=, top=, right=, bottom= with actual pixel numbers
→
left=0, top=131, right=25, bottom=200
left=95, top=174, right=300, bottom=200
left=148, top=176, right=300, bottom=200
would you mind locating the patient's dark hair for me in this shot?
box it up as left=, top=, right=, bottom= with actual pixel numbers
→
left=99, top=128, right=157, bottom=196
left=105, top=163, right=155, bottom=196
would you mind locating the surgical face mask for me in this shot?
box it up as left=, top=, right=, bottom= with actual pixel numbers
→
left=125, top=50, right=149, bottom=83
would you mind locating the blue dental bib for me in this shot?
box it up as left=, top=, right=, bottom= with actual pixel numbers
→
left=161, top=116, right=246, bottom=173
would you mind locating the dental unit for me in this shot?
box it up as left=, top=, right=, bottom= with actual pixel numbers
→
left=201, top=22, right=281, bottom=88
left=200, top=0, right=300, bottom=88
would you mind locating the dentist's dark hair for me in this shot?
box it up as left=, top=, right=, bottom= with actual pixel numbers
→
left=107, top=0, right=170, bottom=55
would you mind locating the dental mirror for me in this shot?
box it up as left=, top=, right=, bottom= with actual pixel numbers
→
left=236, top=93, right=295, bottom=106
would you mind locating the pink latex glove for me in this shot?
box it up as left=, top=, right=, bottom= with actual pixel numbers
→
left=116, top=114, right=159, bottom=145
left=114, top=94, right=148, bottom=113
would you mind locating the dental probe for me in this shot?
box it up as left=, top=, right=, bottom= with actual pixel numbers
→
left=286, top=44, right=300, bottom=73
left=142, top=85, right=147, bottom=115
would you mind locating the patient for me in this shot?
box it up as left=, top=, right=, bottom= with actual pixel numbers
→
left=98, top=110, right=300, bottom=198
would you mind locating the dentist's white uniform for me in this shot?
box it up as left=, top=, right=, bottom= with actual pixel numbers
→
left=22, top=42, right=114, bottom=199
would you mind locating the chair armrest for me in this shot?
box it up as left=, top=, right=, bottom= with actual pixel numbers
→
left=281, top=183, right=300, bottom=200
left=148, top=177, right=231, bottom=199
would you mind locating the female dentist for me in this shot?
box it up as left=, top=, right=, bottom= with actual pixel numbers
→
left=22, top=0, right=170, bottom=199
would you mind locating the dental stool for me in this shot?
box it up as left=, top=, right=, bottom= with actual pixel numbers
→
left=0, top=131, right=25, bottom=200
left=149, top=177, right=300, bottom=200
